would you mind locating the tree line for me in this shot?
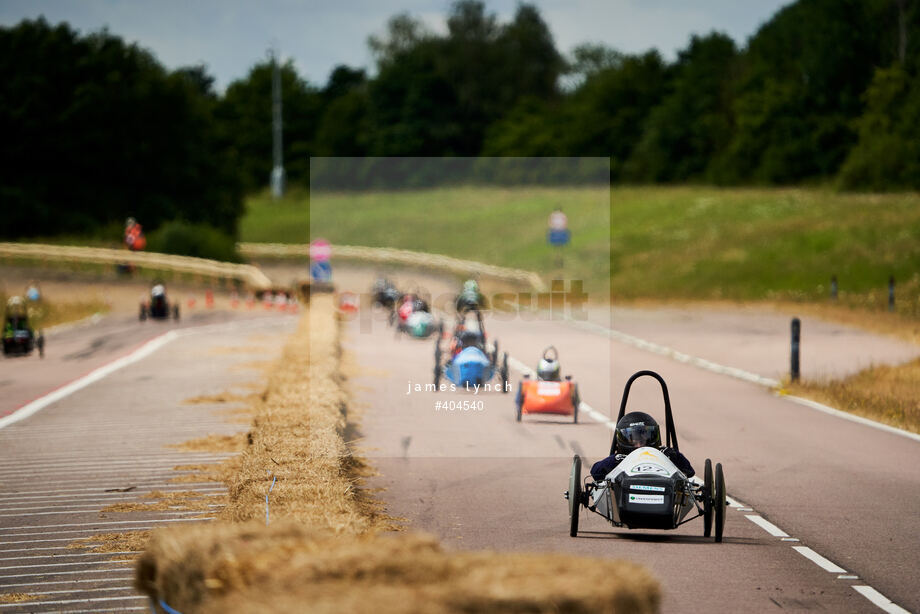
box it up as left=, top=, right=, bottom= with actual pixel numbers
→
left=1, top=0, right=919, bottom=239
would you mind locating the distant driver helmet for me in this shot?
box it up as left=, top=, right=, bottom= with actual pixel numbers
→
left=536, top=346, right=561, bottom=381
left=614, top=411, right=661, bottom=454
left=151, top=284, right=166, bottom=297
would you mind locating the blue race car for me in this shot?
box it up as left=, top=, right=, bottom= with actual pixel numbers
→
left=433, top=310, right=509, bottom=392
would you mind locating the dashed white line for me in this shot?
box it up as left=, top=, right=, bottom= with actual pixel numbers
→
left=852, top=586, right=911, bottom=614
left=744, top=515, right=789, bottom=538
left=791, top=546, right=847, bottom=573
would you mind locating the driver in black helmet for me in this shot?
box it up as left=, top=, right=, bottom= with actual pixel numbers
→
left=590, top=411, right=694, bottom=481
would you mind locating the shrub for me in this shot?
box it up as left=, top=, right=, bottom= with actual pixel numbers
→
left=147, top=221, right=242, bottom=263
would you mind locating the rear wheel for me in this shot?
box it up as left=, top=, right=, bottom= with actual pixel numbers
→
left=714, top=462, right=726, bottom=543
left=36, top=334, right=45, bottom=359
left=703, top=459, right=713, bottom=537
left=569, top=454, right=582, bottom=537
left=139, top=305, right=147, bottom=321
left=500, top=353, right=509, bottom=393
left=172, top=304, right=180, bottom=320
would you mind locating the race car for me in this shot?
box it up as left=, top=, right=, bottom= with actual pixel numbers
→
left=565, top=370, right=727, bottom=542
left=515, top=346, right=580, bottom=423
left=140, top=281, right=179, bottom=321
left=433, top=309, right=509, bottom=392
left=393, top=292, right=440, bottom=338
left=371, top=277, right=401, bottom=312
left=2, top=296, right=44, bottom=358
left=455, top=279, right=486, bottom=314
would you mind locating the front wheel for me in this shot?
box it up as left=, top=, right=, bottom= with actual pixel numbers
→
left=139, top=305, right=147, bottom=321
left=703, top=459, right=713, bottom=537
left=500, top=353, right=509, bottom=393
left=172, top=305, right=180, bottom=320
left=568, top=454, right=582, bottom=537
left=714, top=462, right=726, bottom=543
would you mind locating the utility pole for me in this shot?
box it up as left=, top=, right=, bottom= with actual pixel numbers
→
left=270, top=48, right=285, bottom=199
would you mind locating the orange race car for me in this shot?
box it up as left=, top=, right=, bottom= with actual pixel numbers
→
left=515, top=346, right=580, bottom=423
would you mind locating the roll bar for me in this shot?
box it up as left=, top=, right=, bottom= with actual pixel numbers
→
left=610, top=370, right=679, bottom=455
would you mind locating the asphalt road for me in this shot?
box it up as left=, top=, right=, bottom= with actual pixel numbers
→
left=342, top=273, right=919, bottom=614
left=0, top=308, right=296, bottom=612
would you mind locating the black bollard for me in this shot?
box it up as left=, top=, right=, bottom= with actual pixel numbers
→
left=790, top=318, right=801, bottom=382
left=830, top=275, right=838, bottom=300
left=888, top=276, right=895, bottom=312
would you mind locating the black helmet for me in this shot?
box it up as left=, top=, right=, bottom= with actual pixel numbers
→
left=614, top=411, right=661, bottom=455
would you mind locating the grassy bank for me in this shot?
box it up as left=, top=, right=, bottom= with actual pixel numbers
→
left=135, top=294, right=661, bottom=613
left=244, top=186, right=920, bottom=314
left=788, top=357, right=920, bottom=434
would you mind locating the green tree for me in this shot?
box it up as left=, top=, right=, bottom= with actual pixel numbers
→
left=837, top=65, right=920, bottom=190
left=624, top=33, right=738, bottom=182
left=215, top=61, right=322, bottom=191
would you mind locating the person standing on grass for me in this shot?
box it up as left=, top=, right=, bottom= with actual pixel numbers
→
left=124, top=217, right=147, bottom=251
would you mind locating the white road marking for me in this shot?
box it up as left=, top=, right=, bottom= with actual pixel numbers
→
left=0, top=560, right=138, bottom=571
left=1, top=482, right=223, bottom=496
left=0, top=551, right=139, bottom=562
left=0, top=509, right=212, bottom=519
left=0, top=567, right=132, bottom=580
left=838, top=575, right=859, bottom=580
left=3, top=586, right=135, bottom=597
left=852, top=586, right=911, bottom=614
left=564, top=316, right=920, bottom=444
left=509, top=339, right=907, bottom=614
left=745, top=515, right=789, bottom=537
left=0, top=516, right=215, bottom=533
left=0, top=331, right=179, bottom=430
left=0, top=595, right=146, bottom=608
left=779, top=394, right=920, bottom=444
left=792, top=546, right=847, bottom=573
left=566, top=318, right=781, bottom=387
left=0, top=314, right=292, bottom=430
left=0, top=576, right=133, bottom=588
left=0, top=487, right=225, bottom=504
left=31, top=609, right=147, bottom=614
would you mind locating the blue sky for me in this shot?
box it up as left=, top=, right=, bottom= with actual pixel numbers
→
left=0, top=1, right=793, bottom=90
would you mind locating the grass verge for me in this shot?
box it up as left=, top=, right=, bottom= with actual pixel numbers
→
left=135, top=293, right=662, bottom=613
left=245, top=185, right=920, bottom=315
left=787, top=357, right=920, bottom=434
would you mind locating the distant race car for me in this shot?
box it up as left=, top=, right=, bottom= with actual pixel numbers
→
left=2, top=296, right=44, bottom=358
left=393, top=293, right=440, bottom=339
left=140, top=281, right=179, bottom=321
left=371, top=277, right=401, bottom=312
left=515, top=346, right=580, bottom=423
left=433, top=309, right=508, bottom=392
left=565, top=370, right=727, bottom=542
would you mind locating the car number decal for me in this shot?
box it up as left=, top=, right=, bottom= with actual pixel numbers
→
left=630, top=484, right=665, bottom=492
left=629, top=463, right=668, bottom=475
left=537, top=382, right=561, bottom=395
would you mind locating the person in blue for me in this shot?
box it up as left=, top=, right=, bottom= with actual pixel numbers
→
left=591, top=411, right=694, bottom=481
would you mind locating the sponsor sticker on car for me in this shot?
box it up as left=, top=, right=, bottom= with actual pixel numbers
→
left=628, top=494, right=665, bottom=505
left=630, top=484, right=666, bottom=492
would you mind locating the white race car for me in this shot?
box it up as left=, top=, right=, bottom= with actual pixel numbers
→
left=565, top=370, right=728, bottom=542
